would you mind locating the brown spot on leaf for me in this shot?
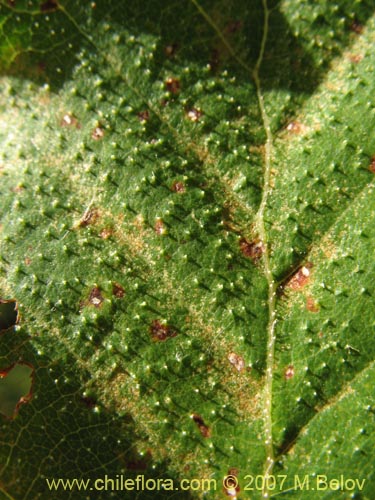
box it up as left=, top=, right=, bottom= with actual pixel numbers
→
left=285, top=263, right=312, bottom=291
left=7, top=0, right=16, bottom=6
left=210, top=49, right=220, bottom=72
left=165, top=77, right=180, bottom=94
left=369, top=156, right=375, bottom=173
left=239, top=238, right=264, bottom=261
left=165, top=43, right=178, bottom=57
left=149, top=320, right=177, bottom=342
left=24, top=257, right=32, bottom=266
left=137, top=110, right=150, bottom=123
left=61, top=113, right=80, bottom=128
left=112, top=283, right=125, bottom=298
left=89, top=287, right=104, bottom=308
left=186, top=108, right=203, bottom=122
left=284, top=365, right=294, bottom=380
left=350, top=20, right=363, bottom=34
left=99, top=227, right=113, bottom=239
left=286, top=121, right=305, bottom=134
left=79, top=207, right=98, bottom=227
left=171, top=180, right=185, bottom=193
left=91, top=126, right=105, bottom=141
left=40, top=0, right=58, bottom=11
left=348, top=53, right=363, bottom=64
left=126, top=450, right=152, bottom=471
left=225, top=20, right=243, bottom=34
left=192, top=414, right=211, bottom=438
left=0, top=299, right=19, bottom=333
left=154, top=218, right=166, bottom=235
left=224, top=467, right=241, bottom=496
left=306, top=296, right=319, bottom=312
left=228, top=352, right=245, bottom=372
left=80, top=395, right=97, bottom=409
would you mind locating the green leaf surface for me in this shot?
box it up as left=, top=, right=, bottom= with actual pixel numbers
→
left=1, top=0, right=375, bottom=498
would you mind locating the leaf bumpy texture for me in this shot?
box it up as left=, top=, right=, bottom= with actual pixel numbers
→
left=1, top=0, right=375, bottom=499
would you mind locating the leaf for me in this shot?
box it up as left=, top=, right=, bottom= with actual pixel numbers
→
left=1, top=0, right=375, bottom=498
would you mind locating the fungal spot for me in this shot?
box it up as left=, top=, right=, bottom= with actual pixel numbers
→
left=40, top=0, right=58, bottom=11
left=112, top=283, right=125, bottom=298
left=61, top=113, right=80, bottom=128
left=350, top=20, right=363, bottom=34
left=91, top=126, right=105, bottom=141
left=24, top=257, right=32, bottom=266
left=306, top=296, right=319, bottom=312
left=171, top=180, right=185, bottom=193
left=88, top=287, right=104, bottom=308
left=7, top=0, right=16, bottom=7
left=191, top=414, right=211, bottom=438
left=368, top=156, right=375, bottom=174
left=239, top=238, right=264, bottom=261
left=228, top=352, right=245, bottom=372
left=284, top=365, right=294, bottom=380
left=165, top=43, right=178, bottom=57
left=165, top=77, right=180, bottom=94
left=79, top=207, right=98, bottom=227
left=137, top=110, right=150, bottom=123
left=154, top=218, right=166, bottom=235
left=0, top=299, right=19, bottom=333
left=186, top=108, right=203, bottom=122
left=285, top=263, right=312, bottom=291
left=149, top=320, right=177, bottom=342
left=0, top=363, right=33, bottom=419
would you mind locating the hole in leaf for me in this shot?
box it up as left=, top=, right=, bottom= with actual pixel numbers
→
left=0, top=363, right=33, bottom=419
left=149, top=320, right=177, bottom=342
left=0, top=299, right=19, bottom=333
left=191, top=414, right=211, bottom=438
